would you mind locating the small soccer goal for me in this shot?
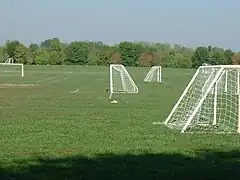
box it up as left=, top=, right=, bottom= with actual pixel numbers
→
left=158, top=65, right=240, bottom=134
left=109, top=64, right=138, bottom=99
left=4, top=58, right=15, bottom=64
left=144, top=66, right=161, bottom=83
left=0, top=61, right=24, bottom=78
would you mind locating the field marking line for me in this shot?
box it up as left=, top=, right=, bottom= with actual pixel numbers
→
left=0, top=75, right=20, bottom=77
left=0, top=83, right=36, bottom=88
left=37, top=76, right=57, bottom=84
left=22, top=70, right=106, bottom=74
left=69, top=89, right=79, bottom=93
left=2, top=70, right=21, bottom=73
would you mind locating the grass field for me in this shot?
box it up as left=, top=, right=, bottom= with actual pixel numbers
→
left=0, top=65, right=240, bottom=180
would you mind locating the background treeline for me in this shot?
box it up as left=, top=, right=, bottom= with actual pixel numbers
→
left=0, top=38, right=240, bottom=68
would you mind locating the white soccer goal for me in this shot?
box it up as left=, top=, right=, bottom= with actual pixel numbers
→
left=4, top=58, right=14, bottom=65
left=0, top=62, right=24, bottom=78
left=144, top=66, right=162, bottom=83
left=160, top=65, right=240, bottom=134
left=109, top=64, right=138, bottom=99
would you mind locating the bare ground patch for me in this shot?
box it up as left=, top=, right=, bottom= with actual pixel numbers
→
left=0, top=83, right=36, bottom=88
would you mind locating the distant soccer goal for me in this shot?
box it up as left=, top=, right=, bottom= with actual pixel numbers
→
left=109, top=64, right=138, bottom=99
left=160, top=65, right=240, bottom=134
left=4, top=58, right=15, bottom=65
left=0, top=59, right=24, bottom=78
left=144, top=66, right=161, bottom=83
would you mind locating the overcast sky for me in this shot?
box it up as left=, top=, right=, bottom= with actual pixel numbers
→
left=0, top=0, right=239, bottom=51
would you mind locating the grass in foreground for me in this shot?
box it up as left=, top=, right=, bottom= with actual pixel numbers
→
left=0, top=65, right=239, bottom=180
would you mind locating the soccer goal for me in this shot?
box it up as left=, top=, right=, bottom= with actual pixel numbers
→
left=4, top=58, right=15, bottom=64
left=0, top=61, right=24, bottom=78
left=160, top=65, right=240, bottom=134
left=109, top=64, right=138, bottom=99
left=144, top=66, right=162, bottom=83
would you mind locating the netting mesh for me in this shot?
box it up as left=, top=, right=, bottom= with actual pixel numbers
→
left=111, top=65, right=138, bottom=93
left=165, top=66, right=240, bottom=133
left=144, top=66, right=161, bottom=82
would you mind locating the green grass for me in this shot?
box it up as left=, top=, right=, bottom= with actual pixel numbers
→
left=0, top=65, right=239, bottom=180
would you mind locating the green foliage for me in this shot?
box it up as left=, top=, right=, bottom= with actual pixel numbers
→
left=119, top=42, right=139, bottom=66
left=191, top=47, right=210, bottom=68
left=29, top=43, right=39, bottom=64
left=96, top=45, right=116, bottom=66
left=49, top=51, right=64, bottom=65
left=0, top=46, right=4, bottom=62
left=3, top=40, right=21, bottom=60
left=87, top=47, right=100, bottom=66
left=14, top=44, right=28, bottom=64
left=1, top=39, right=236, bottom=67
left=224, top=49, right=235, bottom=64
left=35, top=50, right=51, bottom=65
left=64, top=41, right=91, bottom=65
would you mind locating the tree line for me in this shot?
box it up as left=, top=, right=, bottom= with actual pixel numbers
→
left=0, top=38, right=240, bottom=68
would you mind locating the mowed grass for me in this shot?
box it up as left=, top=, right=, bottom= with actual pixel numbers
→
left=0, top=65, right=240, bottom=180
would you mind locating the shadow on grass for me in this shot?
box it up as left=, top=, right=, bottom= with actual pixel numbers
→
left=0, top=149, right=240, bottom=180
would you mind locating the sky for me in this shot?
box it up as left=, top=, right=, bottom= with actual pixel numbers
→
left=0, top=0, right=239, bottom=51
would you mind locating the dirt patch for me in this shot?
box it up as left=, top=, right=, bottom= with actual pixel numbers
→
left=0, top=83, right=36, bottom=88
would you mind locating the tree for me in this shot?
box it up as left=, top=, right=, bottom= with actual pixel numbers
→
left=0, top=38, right=237, bottom=68
left=139, top=53, right=154, bottom=67
left=224, top=49, right=235, bottom=64
left=231, top=53, right=240, bottom=65
left=95, top=45, right=115, bottom=66
left=191, top=47, right=209, bottom=68
left=208, top=47, right=226, bottom=65
left=14, top=44, right=28, bottom=64
left=49, top=51, right=63, bottom=65
left=64, top=41, right=91, bottom=65
left=119, top=42, right=139, bottom=66
left=150, top=52, right=164, bottom=66
left=35, top=50, right=51, bottom=65
left=0, top=46, right=6, bottom=62
left=40, top=38, right=64, bottom=65
left=3, top=41, right=30, bottom=64
left=40, top=38, right=56, bottom=49
left=3, top=40, right=20, bottom=60
left=87, top=47, right=100, bottom=66
left=110, top=52, right=122, bottom=64
left=29, top=43, right=39, bottom=64
left=173, top=53, right=192, bottom=68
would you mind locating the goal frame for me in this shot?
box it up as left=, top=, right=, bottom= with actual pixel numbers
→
left=0, top=63, right=24, bottom=78
left=144, top=66, right=162, bottom=83
left=161, top=65, right=240, bottom=133
left=109, top=64, right=138, bottom=99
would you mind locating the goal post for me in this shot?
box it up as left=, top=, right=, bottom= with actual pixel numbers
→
left=109, top=64, right=138, bottom=99
left=0, top=63, right=24, bottom=78
left=144, top=66, right=162, bottom=83
left=159, top=65, right=240, bottom=134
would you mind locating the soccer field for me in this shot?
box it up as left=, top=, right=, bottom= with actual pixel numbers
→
left=0, top=65, right=239, bottom=179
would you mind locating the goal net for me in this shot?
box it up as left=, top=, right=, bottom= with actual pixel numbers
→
left=0, top=62, right=24, bottom=78
left=109, top=64, right=138, bottom=99
left=162, top=65, right=240, bottom=134
left=144, top=66, right=161, bottom=83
